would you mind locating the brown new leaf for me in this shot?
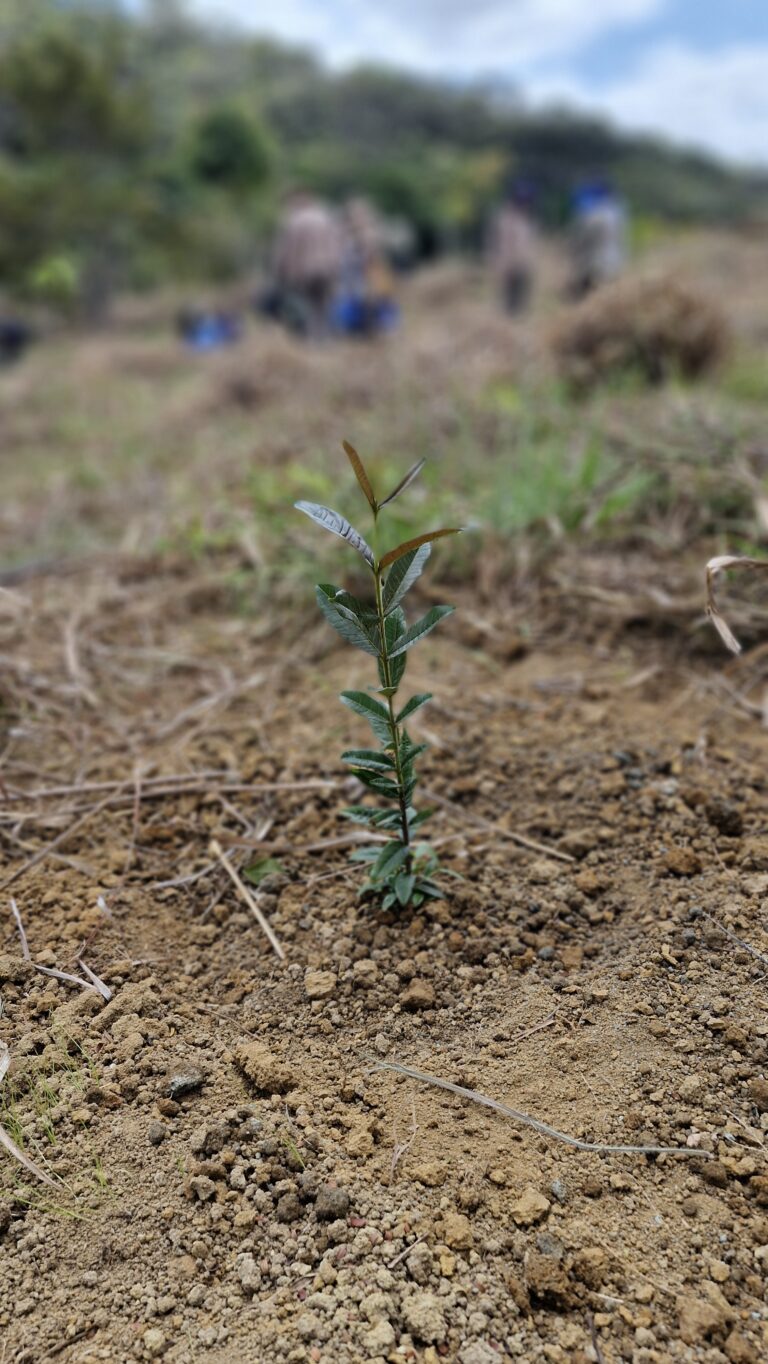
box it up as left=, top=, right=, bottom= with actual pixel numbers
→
left=342, top=440, right=377, bottom=512
left=379, top=528, right=462, bottom=570
left=379, top=457, right=426, bottom=508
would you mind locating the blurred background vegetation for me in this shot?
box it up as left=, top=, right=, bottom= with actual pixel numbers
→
left=1, top=0, right=767, bottom=318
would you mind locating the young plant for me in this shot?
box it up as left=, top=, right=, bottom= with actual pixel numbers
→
left=295, top=441, right=460, bottom=909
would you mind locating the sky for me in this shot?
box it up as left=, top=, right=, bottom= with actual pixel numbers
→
left=180, top=1, right=768, bottom=166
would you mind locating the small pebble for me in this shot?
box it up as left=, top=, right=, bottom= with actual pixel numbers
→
left=168, top=1072, right=204, bottom=1100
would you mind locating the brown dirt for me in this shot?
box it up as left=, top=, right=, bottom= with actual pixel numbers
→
left=2, top=559, right=768, bottom=1364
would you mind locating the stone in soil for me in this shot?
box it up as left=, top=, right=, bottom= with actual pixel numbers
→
left=276, top=1191, right=302, bottom=1222
left=400, top=978, right=436, bottom=1009
left=524, top=1248, right=574, bottom=1308
left=363, top=1318, right=396, bottom=1353
left=0, top=954, right=34, bottom=984
left=411, top=1160, right=447, bottom=1187
left=511, top=1186, right=551, bottom=1226
left=167, top=1071, right=205, bottom=1100
left=401, top=1292, right=447, bottom=1343
left=143, top=1327, right=166, bottom=1357
left=304, top=968, right=337, bottom=1000
left=441, top=1210, right=474, bottom=1249
left=314, top=1185, right=351, bottom=1220
left=747, top=1077, right=768, bottom=1112
left=662, top=846, right=701, bottom=876
left=232, top=1040, right=294, bottom=1094
left=724, top=1331, right=759, bottom=1363
left=676, top=1292, right=729, bottom=1344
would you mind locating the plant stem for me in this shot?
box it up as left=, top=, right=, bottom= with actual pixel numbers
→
left=373, top=558, right=411, bottom=857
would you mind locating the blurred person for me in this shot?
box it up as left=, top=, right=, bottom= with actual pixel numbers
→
left=569, top=179, right=628, bottom=298
left=487, top=179, right=537, bottom=315
left=333, top=196, right=399, bottom=337
left=176, top=307, right=241, bottom=351
left=380, top=214, right=417, bottom=273
left=271, top=189, right=343, bottom=339
left=0, top=319, right=33, bottom=366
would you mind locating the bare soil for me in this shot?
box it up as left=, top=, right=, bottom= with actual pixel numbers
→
left=2, top=553, right=768, bottom=1364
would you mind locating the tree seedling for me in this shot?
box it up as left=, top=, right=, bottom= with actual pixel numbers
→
left=295, top=441, right=461, bottom=908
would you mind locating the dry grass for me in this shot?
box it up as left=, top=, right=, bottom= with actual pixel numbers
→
left=2, top=229, right=768, bottom=646
left=550, top=272, right=729, bottom=392
left=706, top=554, right=768, bottom=654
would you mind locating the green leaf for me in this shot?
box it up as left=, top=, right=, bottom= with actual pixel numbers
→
left=408, top=808, right=434, bottom=830
left=413, top=845, right=439, bottom=876
left=380, top=528, right=461, bottom=570
left=355, top=774, right=402, bottom=798
left=382, top=891, right=397, bottom=910
left=315, top=584, right=379, bottom=656
left=373, top=841, right=410, bottom=880
left=370, top=782, right=403, bottom=800
left=378, top=457, right=426, bottom=508
left=389, top=653, right=407, bottom=687
left=341, top=805, right=379, bottom=826
left=415, top=879, right=443, bottom=899
left=378, top=607, right=408, bottom=688
left=394, top=872, right=416, bottom=906
left=341, top=748, right=395, bottom=771
left=385, top=606, right=406, bottom=645
left=342, top=440, right=377, bottom=512
left=330, top=589, right=381, bottom=646
left=370, top=810, right=404, bottom=830
left=389, top=605, right=455, bottom=658
left=295, top=501, right=374, bottom=566
left=333, top=590, right=378, bottom=627
left=400, top=732, right=428, bottom=763
left=244, top=857, right=283, bottom=885
left=382, top=544, right=430, bottom=613
left=340, top=690, right=392, bottom=744
left=397, top=693, right=432, bottom=723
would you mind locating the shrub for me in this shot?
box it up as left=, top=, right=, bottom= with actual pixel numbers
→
left=190, top=106, right=272, bottom=194
left=551, top=273, right=729, bottom=393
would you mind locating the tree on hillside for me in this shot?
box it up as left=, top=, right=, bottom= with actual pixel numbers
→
left=191, top=106, right=272, bottom=194
left=0, top=6, right=274, bottom=309
left=0, top=2, right=764, bottom=311
left=1, top=25, right=150, bottom=155
left=0, top=11, right=160, bottom=311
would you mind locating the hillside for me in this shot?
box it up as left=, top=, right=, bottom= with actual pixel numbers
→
left=0, top=1, right=766, bottom=308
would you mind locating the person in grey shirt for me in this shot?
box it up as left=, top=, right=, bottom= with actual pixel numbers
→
left=272, top=190, right=343, bottom=338
left=569, top=180, right=628, bottom=298
left=487, top=180, right=537, bottom=315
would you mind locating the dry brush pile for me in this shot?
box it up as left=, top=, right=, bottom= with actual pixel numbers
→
left=551, top=273, right=729, bottom=393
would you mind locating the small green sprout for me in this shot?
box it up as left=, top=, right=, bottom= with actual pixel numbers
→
left=295, top=441, right=461, bottom=909
left=92, top=1155, right=109, bottom=1189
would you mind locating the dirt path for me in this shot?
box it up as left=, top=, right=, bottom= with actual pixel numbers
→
left=1, top=564, right=767, bottom=1364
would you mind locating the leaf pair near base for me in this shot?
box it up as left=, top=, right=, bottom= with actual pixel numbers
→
left=294, top=441, right=461, bottom=908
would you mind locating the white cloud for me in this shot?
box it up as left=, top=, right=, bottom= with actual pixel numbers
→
left=180, top=3, right=768, bottom=166
left=530, top=43, right=768, bottom=166
left=188, top=0, right=662, bottom=73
